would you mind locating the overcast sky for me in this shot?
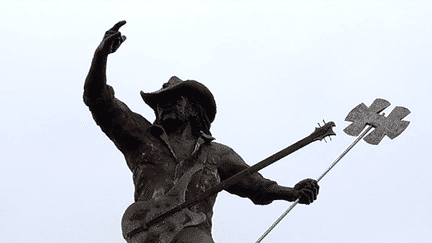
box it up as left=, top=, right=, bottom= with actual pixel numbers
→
left=1, top=1, right=431, bottom=242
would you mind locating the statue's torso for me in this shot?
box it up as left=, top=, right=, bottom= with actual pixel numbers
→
left=126, top=127, right=221, bottom=233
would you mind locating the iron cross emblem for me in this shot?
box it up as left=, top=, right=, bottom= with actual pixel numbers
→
left=343, top=98, right=410, bottom=145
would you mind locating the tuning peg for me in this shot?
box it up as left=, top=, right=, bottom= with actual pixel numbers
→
left=317, top=122, right=328, bottom=143
left=322, top=120, right=333, bottom=141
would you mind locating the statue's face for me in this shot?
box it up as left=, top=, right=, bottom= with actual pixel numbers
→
left=156, top=95, right=195, bottom=131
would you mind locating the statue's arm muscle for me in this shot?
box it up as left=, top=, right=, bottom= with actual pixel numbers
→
left=216, top=144, right=299, bottom=204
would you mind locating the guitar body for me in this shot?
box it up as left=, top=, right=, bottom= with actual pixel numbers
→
left=121, top=164, right=207, bottom=243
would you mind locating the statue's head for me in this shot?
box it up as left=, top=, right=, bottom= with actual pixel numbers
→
left=140, top=76, right=216, bottom=136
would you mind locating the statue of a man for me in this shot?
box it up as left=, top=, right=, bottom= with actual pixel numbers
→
left=84, top=21, right=319, bottom=243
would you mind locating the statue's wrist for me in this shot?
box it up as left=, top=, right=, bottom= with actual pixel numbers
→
left=279, top=186, right=299, bottom=202
left=268, top=184, right=298, bottom=202
left=94, top=49, right=109, bottom=58
left=291, top=189, right=300, bottom=201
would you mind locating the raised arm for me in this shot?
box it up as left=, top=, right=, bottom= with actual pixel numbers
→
left=83, top=21, right=152, bottom=161
left=218, top=144, right=319, bottom=205
left=84, top=20, right=127, bottom=100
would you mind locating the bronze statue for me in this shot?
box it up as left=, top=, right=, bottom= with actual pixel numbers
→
left=84, top=20, right=319, bottom=243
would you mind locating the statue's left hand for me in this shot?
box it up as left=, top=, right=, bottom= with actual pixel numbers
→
left=294, top=178, right=319, bottom=205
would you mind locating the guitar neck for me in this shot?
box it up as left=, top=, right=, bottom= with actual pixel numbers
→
left=142, top=125, right=333, bottom=230
left=212, top=131, right=320, bottom=195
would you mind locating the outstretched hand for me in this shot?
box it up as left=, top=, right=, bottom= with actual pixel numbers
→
left=294, top=178, right=319, bottom=205
left=96, top=20, right=127, bottom=55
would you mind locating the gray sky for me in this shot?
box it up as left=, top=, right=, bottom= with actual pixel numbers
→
left=1, top=1, right=431, bottom=242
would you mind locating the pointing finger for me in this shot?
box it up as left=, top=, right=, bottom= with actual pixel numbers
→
left=110, top=20, right=127, bottom=32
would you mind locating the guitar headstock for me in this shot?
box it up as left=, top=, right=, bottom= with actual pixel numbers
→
left=311, top=121, right=336, bottom=142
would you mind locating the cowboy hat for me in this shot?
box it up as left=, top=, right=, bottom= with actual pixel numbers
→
left=140, top=76, right=216, bottom=123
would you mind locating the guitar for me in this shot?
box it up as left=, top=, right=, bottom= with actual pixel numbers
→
left=121, top=121, right=336, bottom=243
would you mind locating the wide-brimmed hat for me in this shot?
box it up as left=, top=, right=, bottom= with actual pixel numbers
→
left=140, top=76, right=216, bottom=123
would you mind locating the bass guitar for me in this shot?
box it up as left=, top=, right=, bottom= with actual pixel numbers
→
left=121, top=121, right=336, bottom=243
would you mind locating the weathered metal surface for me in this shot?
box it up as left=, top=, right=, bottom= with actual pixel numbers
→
left=344, top=98, right=410, bottom=145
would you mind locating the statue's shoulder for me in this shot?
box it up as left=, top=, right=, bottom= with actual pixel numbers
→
left=206, top=141, right=236, bottom=156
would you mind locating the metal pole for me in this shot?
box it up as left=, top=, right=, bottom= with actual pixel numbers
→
left=255, top=125, right=373, bottom=243
left=316, top=125, right=373, bottom=182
